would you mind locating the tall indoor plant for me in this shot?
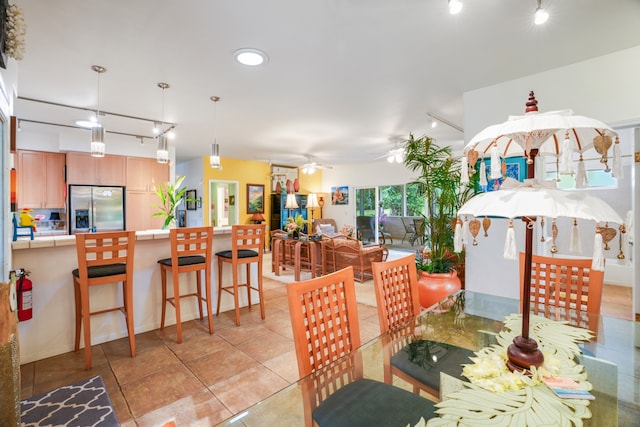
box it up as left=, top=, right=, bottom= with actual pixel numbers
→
left=153, top=175, right=195, bottom=229
left=403, top=134, right=476, bottom=307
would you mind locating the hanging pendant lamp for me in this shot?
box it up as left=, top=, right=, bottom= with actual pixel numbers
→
left=90, top=65, right=106, bottom=157
left=210, top=96, right=222, bottom=169
left=156, top=82, right=170, bottom=164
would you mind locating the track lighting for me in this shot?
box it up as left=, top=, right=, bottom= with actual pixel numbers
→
left=534, top=0, right=549, bottom=25
left=448, top=0, right=462, bottom=15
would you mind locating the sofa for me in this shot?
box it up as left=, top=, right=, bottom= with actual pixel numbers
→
left=322, top=235, right=388, bottom=282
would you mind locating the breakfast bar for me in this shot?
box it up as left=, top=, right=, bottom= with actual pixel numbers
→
left=12, top=228, right=261, bottom=364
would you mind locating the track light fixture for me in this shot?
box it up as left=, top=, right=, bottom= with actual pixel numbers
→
left=426, top=112, right=464, bottom=133
left=156, top=83, right=170, bottom=164
left=90, top=65, right=106, bottom=157
left=534, top=0, right=549, bottom=25
left=210, top=96, right=222, bottom=169
left=448, top=0, right=462, bottom=15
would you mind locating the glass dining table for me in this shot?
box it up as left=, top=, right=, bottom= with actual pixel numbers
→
left=216, top=290, right=639, bottom=426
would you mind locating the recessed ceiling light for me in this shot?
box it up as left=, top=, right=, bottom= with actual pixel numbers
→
left=233, top=48, right=268, bottom=66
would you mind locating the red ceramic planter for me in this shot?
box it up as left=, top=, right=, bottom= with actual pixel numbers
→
left=417, top=270, right=462, bottom=309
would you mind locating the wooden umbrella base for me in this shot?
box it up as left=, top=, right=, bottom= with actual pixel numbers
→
left=506, top=335, right=544, bottom=373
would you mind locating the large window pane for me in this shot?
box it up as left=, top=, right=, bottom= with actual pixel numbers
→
left=379, top=185, right=403, bottom=216
left=355, top=187, right=376, bottom=216
left=406, top=183, right=425, bottom=216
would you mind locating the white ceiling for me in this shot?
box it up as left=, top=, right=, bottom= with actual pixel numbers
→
left=11, top=0, right=640, bottom=167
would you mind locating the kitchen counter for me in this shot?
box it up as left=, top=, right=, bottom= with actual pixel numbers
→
left=13, top=227, right=253, bottom=364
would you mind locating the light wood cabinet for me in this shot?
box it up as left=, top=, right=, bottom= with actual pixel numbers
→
left=126, top=191, right=166, bottom=231
left=125, top=157, right=169, bottom=192
left=125, top=157, right=169, bottom=230
left=66, top=152, right=126, bottom=186
left=17, top=150, right=66, bottom=209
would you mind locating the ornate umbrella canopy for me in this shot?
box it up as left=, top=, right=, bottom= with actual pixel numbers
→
left=457, top=182, right=623, bottom=226
left=462, top=92, right=621, bottom=181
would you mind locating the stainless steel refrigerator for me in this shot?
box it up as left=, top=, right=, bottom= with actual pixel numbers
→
left=68, top=185, right=125, bottom=234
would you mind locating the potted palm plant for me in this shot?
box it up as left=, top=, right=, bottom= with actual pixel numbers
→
left=153, top=175, right=196, bottom=229
left=404, top=133, right=476, bottom=308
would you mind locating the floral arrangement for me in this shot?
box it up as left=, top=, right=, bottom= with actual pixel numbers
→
left=339, top=224, right=355, bottom=237
left=5, top=4, right=26, bottom=60
left=286, top=214, right=306, bottom=233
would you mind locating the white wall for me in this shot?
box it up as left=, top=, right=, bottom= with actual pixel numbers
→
left=320, top=159, right=418, bottom=230
left=462, top=46, right=639, bottom=308
left=1, top=60, right=19, bottom=282
left=176, top=158, right=205, bottom=227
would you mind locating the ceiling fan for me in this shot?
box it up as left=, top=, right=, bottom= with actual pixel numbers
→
left=299, top=155, right=333, bottom=175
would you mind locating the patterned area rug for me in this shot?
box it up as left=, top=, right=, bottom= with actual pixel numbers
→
left=21, top=375, right=119, bottom=427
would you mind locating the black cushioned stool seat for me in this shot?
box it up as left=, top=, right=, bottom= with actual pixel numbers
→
left=313, top=378, right=436, bottom=427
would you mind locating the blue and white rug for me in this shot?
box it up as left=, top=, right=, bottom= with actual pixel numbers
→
left=21, top=375, right=119, bottom=427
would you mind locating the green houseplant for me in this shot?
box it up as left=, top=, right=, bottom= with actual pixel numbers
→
left=403, top=134, right=476, bottom=306
left=153, top=175, right=196, bottom=229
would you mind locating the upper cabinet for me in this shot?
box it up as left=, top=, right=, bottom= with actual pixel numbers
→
left=126, top=157, right=169, bottom=192
left=17, top=150, right=66, bottom=209
left=66, top=152, right=126, bottom=186
left=125, top=157, right=169, bottom=230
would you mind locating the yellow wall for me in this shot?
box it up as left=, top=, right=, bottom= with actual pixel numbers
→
left=201, top=157, right=324, bottom=226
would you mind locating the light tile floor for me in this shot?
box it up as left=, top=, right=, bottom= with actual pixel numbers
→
left=19, top=278, right=634, bottom=426
left=19, top=276, right=382, bottom=426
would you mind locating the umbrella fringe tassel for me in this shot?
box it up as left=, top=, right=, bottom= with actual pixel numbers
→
left=559, top=134, right=575, bottom=175
left=591, top=232, right=605, bottom=271
left=570, top=219, right=581, bottom=253
left=576, top=156, right=588, bottom=189
left=479, top=160, right=488, bottom=186
left=461, top=155, right=470, bottom=184
left=454, top=219, right=463, bottom=253
left=490, top=145, right=501, bottom=179
left=612, top=140, right=623, bottom=179
left=503, top=220, right=517, bottom=260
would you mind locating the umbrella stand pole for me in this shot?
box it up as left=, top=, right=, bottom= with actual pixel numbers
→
left=507, top=149, right=544, bottom=373
left=506, top=216, right=544, bottom=373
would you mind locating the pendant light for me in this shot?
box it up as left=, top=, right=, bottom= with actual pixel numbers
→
left=210, top=96, right=221, bottom=169
left=156, top=82, right=170, bottom=164
left=90, top=65, right=106, bottom=157
left=534, top=0, right=549, bottom=25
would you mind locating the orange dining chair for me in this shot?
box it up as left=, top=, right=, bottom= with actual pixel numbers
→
left=157, top=226, right=214, bottom=343
left=371, top=254, right=474, bottom=400
left=72, top=231, right=136, bottom=369
left=521, top=252, right=604, bottom=334
left=287, top=266, right=436, bottom=427
left=216, top=224, right=266, bottom=326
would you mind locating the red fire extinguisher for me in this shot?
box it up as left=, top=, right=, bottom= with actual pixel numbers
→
left=16, top=269, right=33, bottom=322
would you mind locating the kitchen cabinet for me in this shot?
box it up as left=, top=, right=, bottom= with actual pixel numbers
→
left=126, top=191, right=165, bottom=231
left=17, top=150, right=66, bottom=209
left=125, top=157, right=169, bottom=230
left=66, top=152, right=126, bottom=186
left=126, top=156, right=169, bottom=192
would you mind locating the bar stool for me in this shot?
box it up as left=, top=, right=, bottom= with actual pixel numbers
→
left=72, top=231, right=136, bottom=369
left=216, top=224, right=266, bottom=326
left=157, top=226, right=214, bottom=343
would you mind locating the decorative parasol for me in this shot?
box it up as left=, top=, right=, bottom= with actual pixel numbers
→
left=456, top=93, right=624, bottom=373
left=461, top=92, right=622, bottom=184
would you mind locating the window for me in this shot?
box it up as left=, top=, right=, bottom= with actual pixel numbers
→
left=545, top=170, right=617, bottom=190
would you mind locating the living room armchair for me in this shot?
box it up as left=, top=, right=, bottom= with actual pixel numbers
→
left=323, top=236, right=388, bottom=282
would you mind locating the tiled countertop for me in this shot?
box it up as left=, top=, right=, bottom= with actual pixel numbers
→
left=11, top=227, right=233, bottom=250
